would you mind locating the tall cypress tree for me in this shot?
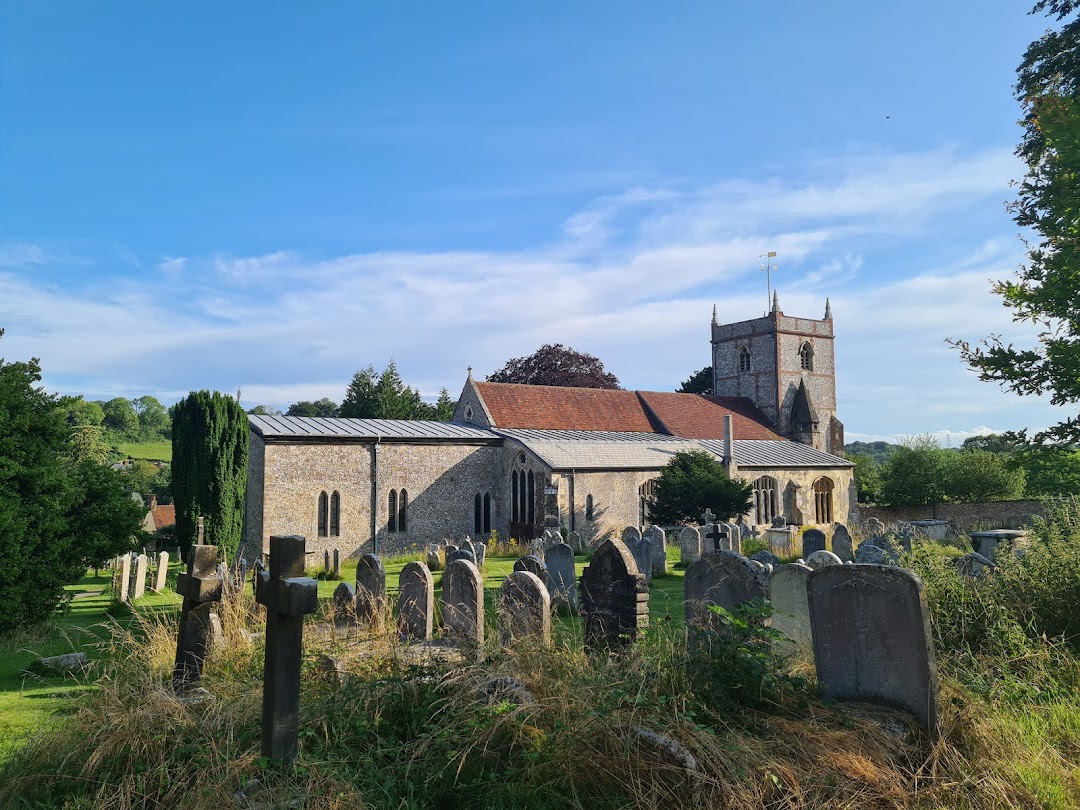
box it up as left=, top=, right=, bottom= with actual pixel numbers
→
left=171, top=391, right=248, bottom=559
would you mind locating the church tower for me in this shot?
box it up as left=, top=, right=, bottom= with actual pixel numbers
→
left=711, top=295, right=844, bottom=455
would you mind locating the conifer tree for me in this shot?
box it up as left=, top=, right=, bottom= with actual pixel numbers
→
left=171, top=391, right=248, bottom=559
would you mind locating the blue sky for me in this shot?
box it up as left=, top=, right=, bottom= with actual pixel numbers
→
left=0, top=1, right=1064, bottom=443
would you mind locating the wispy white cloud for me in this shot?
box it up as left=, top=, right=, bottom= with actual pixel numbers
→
left=0, top=146, right=1065, bottom=441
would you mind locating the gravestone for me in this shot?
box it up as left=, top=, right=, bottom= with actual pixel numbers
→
left=427, top=544, right=441, bottom=570
left=805, top=550, right=843, bottom=570
left=446, top=548, right=476, bottom=567
left=332, top=549, right=341, bottom=578
left=237, top=558, right=250, bottom=592
left=255, top=535, right=320, bottom=763
left=397, top=561, right=434, bottom=641
left=769, top=563, right=813, bottom=653
left=859, top=535, right=901, bottom=564
left=704, top=523, right=725, bottom=553
left=725, top=523, right=742, bottom=555
left=172, top=545, right=224, bottom=691
left=621, top=526, right=642, bottom=546
left=460, top=537, right=476, bottom=558
left=750, top=549, right=781, bottom=568
left=580, top=538, right=649, bottom=651
left=127, top=553, right=139, bottom=599
left=634, top=536, right=655, bottom=584
left=700, top=508, right=717, bottom=525
left=866, top=517, right=886, bottom=536
left=196, top=516, right=205, bottom=545
left=355, top=553, right=387, bottom=630
left=854, top=543, right=894, bottom=565
left=956, top=552, right=994, bottom=578
left=545, top=542, right=577, bottom=611
left=832, top=524, right=853, bottom=562
left=529, top=538, right=546, bottom=560
left=808, top=564, right=939, bottom=737
left=324, top=549, right=331, bottom=574
left=441, top=558, right=485, bottom=648
left=644, top=526, right=668, bottom=576
left=513, top=554, right=551, bottom=594
left=152, top=551, right=169, bottom=592
left=679, top=526, right=702, bottom=565
left=116, top=553, right=131, bottom=602
left=801, top=529, right=827, bottom=558
left=771, top=515, right=787, bottom=529
left=444, top=543, right=459, bottom=556
left=474, top=542, right=486, bottom=569
left=969, top=529, right=1028, bottom=561
left=332, top=581, right=356, bottom=622
left=567, top=530, right=582, bottom=553
left=684, top=552, right=768, bottom=651
left=498, top=571, right=551, bottom=646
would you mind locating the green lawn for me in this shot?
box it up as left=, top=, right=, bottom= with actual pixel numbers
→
left=115, top=440, right=172, bottom=461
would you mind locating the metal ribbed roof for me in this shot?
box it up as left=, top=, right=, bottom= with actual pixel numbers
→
left=502, top=432, right=709, bottom=470
left=249, top=415, right=500, bottom=442
left=705, top=439, right=852, bottom=468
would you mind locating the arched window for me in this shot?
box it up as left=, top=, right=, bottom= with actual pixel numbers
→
left=813, top=477, right=833, bottom=524
left=527, top=471, right=535, bottom=524
left=388, top=489, right=397, bottom=533
left=474, top=492, right=483, bottom=535
left=799, top=342, right=814, bottom=371
left=585, top=494, right=594, bottom=522
left=638, top=479, right=658, bottom=528
left=317, top=491, right=329, bottom=537
left=398, top=489, right=408, bottom=533
left=329, top=491, right=340, bottom=536
left=753, top=476, right=778, bottom=525
left=483, top=493, right=492, bottom=535
left=512, top=470, right=519, bottom=523
left=737, top=346, right=751, bottom=373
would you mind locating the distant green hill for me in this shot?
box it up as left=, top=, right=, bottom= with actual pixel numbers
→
left=844, top=440, right=898, bottom=464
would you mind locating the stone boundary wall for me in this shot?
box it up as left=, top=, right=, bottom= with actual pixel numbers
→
left=856, top=499, right=1046, bottom=532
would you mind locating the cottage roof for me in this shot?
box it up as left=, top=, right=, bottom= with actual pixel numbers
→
left=152, top=503, right=176, bottom=530
left=248, top=414, right=499, bottom=442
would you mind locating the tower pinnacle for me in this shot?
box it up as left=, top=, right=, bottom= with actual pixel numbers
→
left=771, top=290, right=780, bottom=314
left=712, top=303, right=718, bottom=326
left=824, top=298, right=832, bottom=320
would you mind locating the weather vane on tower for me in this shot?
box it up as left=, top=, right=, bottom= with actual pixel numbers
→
left=759, top=251, right=777, bottom=313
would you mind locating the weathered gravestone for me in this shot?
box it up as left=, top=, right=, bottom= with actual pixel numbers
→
left=255, top=535, right=320, bottom=763
left=644, top=526, right=668, bottom=576
left=858, top=535, right=902, bottom=564
left=771, top=515, right=787, bottom=529
left=703, top=522, right=725, bottom=553
left=130, top=553, right=146, bottom=600
left=801, top=528, right=827, bottom=558
left=866, top=517, right=886, bottom=536
left=397, top=561, right=434, bottom=641
left=621, top=526, right=642, bottom=546
left=116, top=553, right=131, bottom=602
left=683, top=552, right=769, bottom=652
left=332, top=548, right=341, bottom=578
left=441, top=558, right=485, bottom=648
left=750, top=549, right=781, bottom=568
left=513, top=554, right=551, bottom=595
left=474, top=542, right=486, bottom=569
left=956, top=552, right=994, bottom=578
left=769, top=563, right=813, bottom=653
left=426, top=544, right=441, bottom=570
left=152, top=551, right=169, bottom=592
left=355, top=553, right=387, bottom=630
left=832, top=523, right=854, bottom=562
left=172, top=545, right=224, bottom=691
left=807, top=564, right=939, bottom=737
left=545, top=542, right=577, bottom=611
left=332, top=581, right=356, bottom=622
left=446, top=548, right=476, bottom=567
left=725, top=522, right=742, bottom=555
left=498, top=571, right=551, bottom=647
left=444, top=543, right=459, bottom=556
left=567, top=530, right=582, bottom=553
left=529, top=538, right=546, bottom=559
left=324, top=549, right=331, bottom=574
left=636, top=536, right=655, bottom=584
left=580, top=538, right=649, bottom=651
left=460, top=537, right=476, bottom=558
left=805, top=550, right=843, bottom=570
left=679, top=526, right=702, bottom=565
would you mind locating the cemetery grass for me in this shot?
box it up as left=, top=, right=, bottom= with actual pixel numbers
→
left=4, top=549, right=1080, bottom=807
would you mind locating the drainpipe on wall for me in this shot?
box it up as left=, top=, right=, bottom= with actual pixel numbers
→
left=724, top=414, right=738, bottom=478
left=569, top=470, right=576, bottom=533
left=371, top=437, right=381, bottom=554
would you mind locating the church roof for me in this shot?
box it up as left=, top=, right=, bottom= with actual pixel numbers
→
left=704, top=439, right=852, bottom=468
left=637, top=392, right=782, bottom=440
left=474, top=382, right=660, bottom=432
left=248, top=414, right=499, bottom=442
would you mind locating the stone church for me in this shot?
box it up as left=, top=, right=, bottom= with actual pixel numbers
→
left=241, top=297, right=854, bottom=560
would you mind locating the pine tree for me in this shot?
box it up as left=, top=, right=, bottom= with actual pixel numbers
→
left=171, top=391, right=248, bottom=559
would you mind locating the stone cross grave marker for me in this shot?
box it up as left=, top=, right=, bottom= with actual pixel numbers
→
left=704, top=523, right=725, bottom=553
left=832, top=523, right=853, bottom=562
left=152, top=551, right=169, bottom=592
left=498, top=571, right=551, bottom=647
left=441, top=558, right=485, bottom=649
left=808, top=564, right=939, bottom=737
left=700, top=508, right=716, bottom=525
left=116, top=553, right=131, bottom=602
left=679, top=526, right=702, bottom=565
left=545, top=541, right=577, bottom=611
left=255, top=535, right=319, bottom=764
left=355, top=553, right=387, bottom=630
left=801, top=528, right=827, bottom=558
left=580, top=538, right=648, bottom=652
left=768, top=563, right=813, bottom=653
left=645, top=526, right=668, bottom=576
left=397, top=561, right=434, bottom=641
left=172, top=545, right=224, bottom=691
left=683, top=551, right=768, bottom=653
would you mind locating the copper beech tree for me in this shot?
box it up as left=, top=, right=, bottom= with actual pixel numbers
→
left=487, top=344, right=621, bottom=389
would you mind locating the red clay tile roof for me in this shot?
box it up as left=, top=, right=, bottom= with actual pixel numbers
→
left=474, top=382, right=660, bottom=432
left=152, top=504, right=176, bottom=530
left=473, top=382, right=780, bottom=439
left=636, top=391, right=782, bottom=440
